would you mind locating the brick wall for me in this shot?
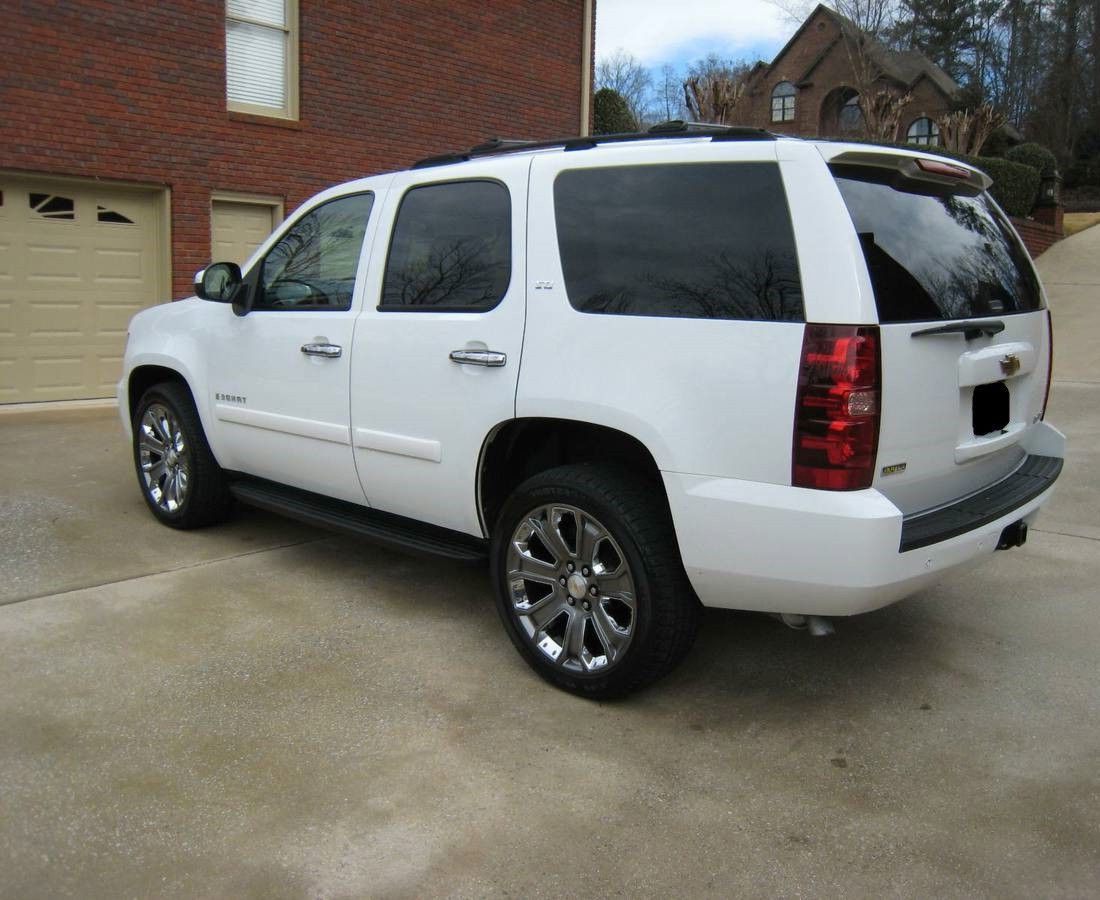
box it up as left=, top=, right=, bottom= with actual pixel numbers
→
left=0, top=2, right=589, bottom=297
left=1011, top=216, right=1063, bottom=258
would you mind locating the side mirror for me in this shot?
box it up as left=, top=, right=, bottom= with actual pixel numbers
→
left=194, top=262, right=243, bottom=303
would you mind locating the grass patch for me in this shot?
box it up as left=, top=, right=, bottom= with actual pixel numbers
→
left=1063, top=212, right=1100, bottom=236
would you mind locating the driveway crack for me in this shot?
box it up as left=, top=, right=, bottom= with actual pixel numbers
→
left=0, top=537, right=329, bottom=607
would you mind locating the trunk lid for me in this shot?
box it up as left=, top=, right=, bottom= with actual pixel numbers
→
left=829, top=153, right=1051, bottom=514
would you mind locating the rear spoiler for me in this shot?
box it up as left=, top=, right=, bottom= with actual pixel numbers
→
left=827, top=150, right=992, bottom=195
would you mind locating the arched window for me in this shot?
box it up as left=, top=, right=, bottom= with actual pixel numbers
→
left=771, top=81, right=796, bottom=122
left=907, top=117, right=940, bottom=146
left=839, top=93, right=863, bottom=132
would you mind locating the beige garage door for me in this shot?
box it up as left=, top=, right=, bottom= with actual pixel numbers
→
left=0, top=176, right=165, bottom=403
left=211, top=199, right=278, bottom=266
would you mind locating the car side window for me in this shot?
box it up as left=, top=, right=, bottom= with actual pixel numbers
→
left=380, top=180, right=511, bottom=311
left=553, top=163, right=804, bottom=322
left=255, top=192, right=374, bottom=311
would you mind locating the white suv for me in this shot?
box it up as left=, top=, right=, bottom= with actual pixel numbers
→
left=120, top=125, right=1064, bottom=697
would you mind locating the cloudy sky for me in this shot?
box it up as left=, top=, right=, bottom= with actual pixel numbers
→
left=595, top=0, right=794, bottom=71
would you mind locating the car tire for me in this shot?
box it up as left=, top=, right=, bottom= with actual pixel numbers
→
left=132, top=381, right=233, bottom=529
left=491, top=463, right=700, bottom=699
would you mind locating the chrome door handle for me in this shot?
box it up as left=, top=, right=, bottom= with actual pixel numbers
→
left=301, top=342, right=342, bottom=358
left=449, top=349, right=507, bottom=367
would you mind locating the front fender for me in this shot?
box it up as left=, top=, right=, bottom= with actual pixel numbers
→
left=121, top=299, right=221, bottom=455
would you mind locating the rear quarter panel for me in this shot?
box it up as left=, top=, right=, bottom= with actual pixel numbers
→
left=518, top=140, right=864, bottom=484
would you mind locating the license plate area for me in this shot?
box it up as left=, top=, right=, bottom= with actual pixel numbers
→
left=973, top=381, right=1010, bottom=436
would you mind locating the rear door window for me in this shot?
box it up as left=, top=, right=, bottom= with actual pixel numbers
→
left=832, top=165, right=1042, bottom=322
left=553, top=162, right=804, bottom=322
left=380, top=180, right=511, bottom=311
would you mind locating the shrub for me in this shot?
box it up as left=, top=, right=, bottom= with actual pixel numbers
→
left=1005, top=142, right=1058, bottom=178
left=973, top=156, right=1040, bottom=216
left=593, top=88, right=637, bottom=135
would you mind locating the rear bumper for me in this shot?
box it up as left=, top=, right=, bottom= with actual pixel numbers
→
left=900, top=454, right=1062, bottom=551
left=663, top=425, right=1064, bottom=616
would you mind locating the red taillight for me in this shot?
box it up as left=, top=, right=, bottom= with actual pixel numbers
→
left=792, top=324, right=881, bottom=491
left=1041, top=309, right=1054, bottom=420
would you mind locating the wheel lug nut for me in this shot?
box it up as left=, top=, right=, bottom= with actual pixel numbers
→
left=589, top=586, right=598, bottom=596
left=567, top=597, right=575, bottom=606
left=566, top=562, right=574, bottom=573
left=582, top=600, right=591, bottom=611
left=582, top=567, right=589, bottom=576
left=559, top=577, right=567, bottom=586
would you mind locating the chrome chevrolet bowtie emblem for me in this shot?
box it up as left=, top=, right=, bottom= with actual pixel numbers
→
left=1000, top=354, right=1021, bottom=377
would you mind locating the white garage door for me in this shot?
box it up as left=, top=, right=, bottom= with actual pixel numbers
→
left=212, top=199, right=278, bottom=266
left=0, top=176, right=166, bottom=403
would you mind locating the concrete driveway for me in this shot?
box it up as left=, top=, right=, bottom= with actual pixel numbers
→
left=2, top=233, right=1099, bottom=898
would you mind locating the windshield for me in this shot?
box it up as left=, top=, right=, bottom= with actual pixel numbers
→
left=832, top=165, right=1043, bottom=323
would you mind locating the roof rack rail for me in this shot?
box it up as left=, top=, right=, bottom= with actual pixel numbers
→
left=411, top=120, right=776, bottom=169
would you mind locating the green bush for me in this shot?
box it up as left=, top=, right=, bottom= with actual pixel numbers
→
left=593, top=88, right=637, bottom=135
left=1005, top=142, right=1058, bottom=178
left=973, top=156, right=1040, bottom=216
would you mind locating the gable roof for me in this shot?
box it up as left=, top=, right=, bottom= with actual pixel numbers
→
left=758, top=3, right=960, bottom=100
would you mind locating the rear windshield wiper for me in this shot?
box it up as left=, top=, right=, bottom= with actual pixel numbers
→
left=911, top=320, right=1005, bottom=341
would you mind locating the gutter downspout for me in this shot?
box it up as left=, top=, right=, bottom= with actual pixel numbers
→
left=580, top=0, right=594, bottom=136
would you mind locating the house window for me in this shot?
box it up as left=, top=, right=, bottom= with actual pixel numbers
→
left=771, top=82, right=796, bottom=122
left=226, top=0, right=298, bottom=119
left=839, top=93, right=863, bottom=133
left=907, top=117, right=940, bottom=146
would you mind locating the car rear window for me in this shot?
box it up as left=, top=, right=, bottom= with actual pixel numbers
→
left=832, top=165, right=1043, bottom=323
left=553, top=162, right=804, bottom=322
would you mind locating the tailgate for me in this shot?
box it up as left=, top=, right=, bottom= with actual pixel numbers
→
left=831, top=158, right=1054, bottom=515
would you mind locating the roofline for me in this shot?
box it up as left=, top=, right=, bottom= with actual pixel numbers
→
left=760, top=3, right=835, bottom=82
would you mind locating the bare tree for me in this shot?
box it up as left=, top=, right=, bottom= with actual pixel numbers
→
left=684, top=74, right=748, bottom=125
left=655, top=64, right=685, bottom=122
left=682, top=54, right=752, bottom=125
left=595, top=49, right=653, bottom=127
left=936, top=103, right=1007, bottom=154
left=768, top=0, right=900, bottom=38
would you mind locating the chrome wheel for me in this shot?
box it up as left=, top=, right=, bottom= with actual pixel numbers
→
left=506, top=503, right=637, bottom=673
left=137, top=403, right=190, bottom=513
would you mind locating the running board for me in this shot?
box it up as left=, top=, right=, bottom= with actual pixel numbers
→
left=228, top=477, right=488, bottom=564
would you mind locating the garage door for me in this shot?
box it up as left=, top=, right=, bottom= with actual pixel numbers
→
left=212, top=199, right=277, bottom=266
left=0, top=176, right=165, bottom=403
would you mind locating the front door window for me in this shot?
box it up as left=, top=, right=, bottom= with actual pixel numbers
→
left=256, top=193, right=374, bottom=310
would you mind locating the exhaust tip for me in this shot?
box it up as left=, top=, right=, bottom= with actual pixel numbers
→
left=778, top=613, right=835, bottom=636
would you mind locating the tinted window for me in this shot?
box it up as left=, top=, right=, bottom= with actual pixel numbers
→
left=381, top=180, right=511, bottom=310
left=833, top=167, right=1042, bottom=322
left=257, top=193, right=374, bottom=311
left=553, top=163, right=804, bottom=321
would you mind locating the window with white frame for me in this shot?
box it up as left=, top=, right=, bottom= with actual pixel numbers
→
left=225, top=0, right=298, bottom=119
left=771, top=82, right=796, bottom=122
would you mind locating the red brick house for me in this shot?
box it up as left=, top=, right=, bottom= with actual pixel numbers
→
left=0, top=1, right=594, bottom=404
left=741, top=4, right=958, bottom=143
